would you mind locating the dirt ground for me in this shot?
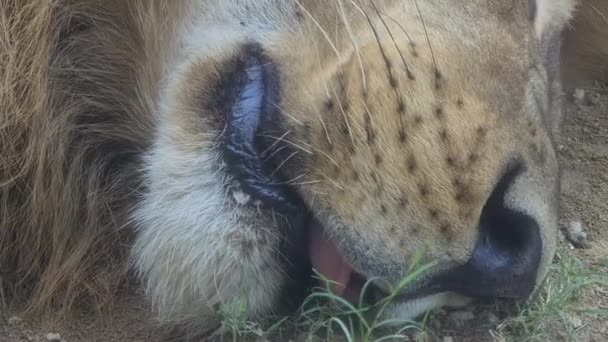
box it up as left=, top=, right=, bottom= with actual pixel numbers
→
left=1, top=87, right=607, bottom=341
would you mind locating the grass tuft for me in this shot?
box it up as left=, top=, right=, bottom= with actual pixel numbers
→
left=211, top=247, right=608, bottom=341
left=211, top=250, right=435, bottom=341
left=494, top=249, right=608, bottom=342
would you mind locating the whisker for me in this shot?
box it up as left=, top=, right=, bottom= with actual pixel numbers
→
left=258, top=134, right=340, bottom=167
left=331, top=84, right=355, bottom=144
left=358, top=1, right=407, bottom=138
left=295, top=0, right=343, bottom=63
left=362, top=100, right=376, bottom=143
left=318, top=171, right=345, bottom=190
left=290, top=137, right=340, bottom=167
left=260, top=130, right=292, bottom=156
left=376, top=9, right=417, bottom=56
left=276, top=173, right=309, bottom=185
left=346, top=0, right=367, bottom=19
left=305, top=89, right=332, bottom=145
left=270, top=151, right=299, bottom=176
left=269, top=101, right=305, bottom=125
left=311, top=39, right=333, bottom=99
left=357, top=3, right=396, bottom=88
left=336, top=0, right=368, bottom=93
left=370, top=0, right=414, bottom=80
left=262, top=144, right=290, bottom=163
left=589, top=4, right=608, bottom=23
left=414, top=0, right=441, bottom=88
left=311, top=190, right=328, bottom=197
left=291, top=179, right=323, bottom=186
left=258, top=134, right=313, bottom=154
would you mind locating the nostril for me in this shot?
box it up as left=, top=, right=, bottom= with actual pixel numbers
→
left=430, top=161, right=543, bottom=299
left=475, top=161, right=540, bottom=276
left=478, top=208, right=537, bottom=268
left=484, top=218, right=527, bottom=256
left=474, top=207, right=541, bottom=282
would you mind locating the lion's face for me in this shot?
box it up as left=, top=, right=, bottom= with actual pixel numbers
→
left=133, top=0, right=575, bottom=326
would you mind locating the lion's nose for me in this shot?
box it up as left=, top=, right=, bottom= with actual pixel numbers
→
left=435, top=163, right=542, bottom=299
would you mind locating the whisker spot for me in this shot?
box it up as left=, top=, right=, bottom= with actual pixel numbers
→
left=397, top=101, right=405, bottom=114
left=439, top=129, right=449, bottom=142
left=435, top=107, right=444, bottom=119
left=446, top=157, right=455, bottom=167
left=407, top=156, right=417, bottom=172
left=398, top=130, right=408, bottom=144
left=375, top=154, right=383, bottom=165
left=418, top=183, right=430, bottom=197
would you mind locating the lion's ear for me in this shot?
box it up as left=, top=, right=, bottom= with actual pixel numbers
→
left=534, top=0, right=578, bottom=38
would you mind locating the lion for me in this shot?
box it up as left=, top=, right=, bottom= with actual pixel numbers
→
left=0, top=0, right=606, bottom=335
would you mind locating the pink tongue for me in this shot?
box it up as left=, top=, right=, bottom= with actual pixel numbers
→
left=309, top=221, right=353, bottom=296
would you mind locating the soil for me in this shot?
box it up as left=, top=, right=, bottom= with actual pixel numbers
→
left=1, top=87, right=607, bottom=342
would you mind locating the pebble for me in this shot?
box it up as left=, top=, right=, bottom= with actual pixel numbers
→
left=573, top=88, right=586, bottom=103
left=449, top=310, right=475, bottom=322
left=8, top=316, right=22, bottom=325
left=45, top=333, right=62, bottom=342
left=431, top=317, right=442, bottom=330
left=586, top=92, right=602, bottom=105
left=482, top=311, right=499, bottom=325
left=566, top=220, right=588, bottom=247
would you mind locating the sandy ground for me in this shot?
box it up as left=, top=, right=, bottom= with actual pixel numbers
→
left=1, top=87, right=606, bottom=341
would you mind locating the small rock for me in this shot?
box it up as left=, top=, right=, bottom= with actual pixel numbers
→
left=442, top=337, right=454, bottom=342
left=8, top=316, right=22, bottom=325
left=566, top=221, right=588, bottom=247
left=449, top=310, right=475, bottom=322
left=573, top=88, right=586, bottom=103
left=45, top=333, right=61, bottom=342
left=430, top=317, right=442, bottom=330
left=586, top=92, right=602, bottom=105
left=482, top=311, right=499, bottom=325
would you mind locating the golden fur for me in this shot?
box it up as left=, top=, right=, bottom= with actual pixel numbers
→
left=0, top=0, right=606, bottom=332
left=0, top=0, right=184, bottom=315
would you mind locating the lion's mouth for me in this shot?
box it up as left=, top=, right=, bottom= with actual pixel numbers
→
left=309, top=220, right=376, bottom=303
left=310, top=220, right=356, bottom=300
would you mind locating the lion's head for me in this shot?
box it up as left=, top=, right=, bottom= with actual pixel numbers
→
left=128, top=0, right=576, bottom=328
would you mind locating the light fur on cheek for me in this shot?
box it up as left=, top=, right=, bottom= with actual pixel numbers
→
left=131, top=102, right=285, bottom=329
